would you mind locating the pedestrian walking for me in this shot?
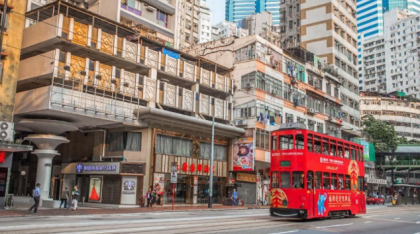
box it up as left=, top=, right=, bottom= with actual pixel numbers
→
left=60, top=187, right=70, bottom=209
left=71, top=185, right=80, bottom=211
left=29, top=183, right=41, bottom=214
left=146, top=188, right=152, bottom=208
left=232, top=188, right=238, bottom=206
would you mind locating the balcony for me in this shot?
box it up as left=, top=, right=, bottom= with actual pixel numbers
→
left=18, top=49, right=232, bottom=122
left=21, top=15, right=233, bottom=96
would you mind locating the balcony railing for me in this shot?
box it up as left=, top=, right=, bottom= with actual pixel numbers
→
left=22, top=14, right=233, bottom=95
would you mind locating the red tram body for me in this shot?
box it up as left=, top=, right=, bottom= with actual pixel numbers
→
left=270, top=127, right=366, bottom=219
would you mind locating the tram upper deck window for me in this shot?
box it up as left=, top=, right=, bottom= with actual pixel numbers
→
left=280, top=135, right=294, bottom=150
left=307, top=134, right=313, bottom=152
left=272, top=136, right=277, bottom=150
left=296, top=134, right=304, bottom=149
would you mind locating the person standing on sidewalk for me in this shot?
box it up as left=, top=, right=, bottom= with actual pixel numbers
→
left=151, top=189, right=157, bottom=208
left=232, top=188, right=238, bottom=206
left=146, top=188, right=152, bottom=208
left=29, top=183, right=41, bottom=214
left=71, top=185, right=80, bottom=211
left=60, top=187, right=70, bottom=209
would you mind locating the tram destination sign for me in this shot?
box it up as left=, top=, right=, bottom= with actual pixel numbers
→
left=280, top=161, right=291, bottom=167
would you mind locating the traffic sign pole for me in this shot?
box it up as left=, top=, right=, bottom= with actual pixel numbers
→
left=172, top=183, right=175, bottom=210
left=171, top=162, right=177, bottom=211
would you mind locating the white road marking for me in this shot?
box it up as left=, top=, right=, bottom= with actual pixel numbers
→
left=364, top=221, right=372, bottom=224
left=395, top=218, right=401, bottom=220
left=57, top=222, right=295, bottom=234
left=416, top=221, right=420, bottom=224
left=269, top=230, right=299, bottom=234
left=0, top=213, right=268, bottom=231
left=316, top=223, right=353, bottom=229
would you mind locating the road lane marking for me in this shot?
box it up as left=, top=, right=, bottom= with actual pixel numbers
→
left=364, top=221, right=372, bottom=224
left=316, top=223, right=353, bottom=229
left=269, top=230, right=299, bottom=234
left=417, top=221, right=420, bottom=224
left=395, top=218, right=401, bottom=220
left=0, top=213, right=269, bottom=231
left=56, top=222, right=295, bottom=234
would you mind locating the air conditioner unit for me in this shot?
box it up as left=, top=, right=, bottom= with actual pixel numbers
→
left=146, top=5, right=156, bottom=12
left=0, top=122, right=14, bottom=142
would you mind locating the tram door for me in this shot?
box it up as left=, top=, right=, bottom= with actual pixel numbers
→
left=307, top=171, right=315, bottom=217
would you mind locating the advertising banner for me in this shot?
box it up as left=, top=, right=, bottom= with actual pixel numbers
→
left=153, top=173, right=165, bottom=195
left=233, top=138, right=254, bottom=171
left=88, top=177, right=102, bottom=202
left=121, top=176, right=137, bottom=205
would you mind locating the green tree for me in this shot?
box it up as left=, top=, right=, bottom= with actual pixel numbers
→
left=361, top=115, right=399, bottom=184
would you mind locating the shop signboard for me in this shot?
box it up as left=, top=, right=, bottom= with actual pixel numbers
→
left=233, top=138, right=254, bottom=171
left=88, top=177, right=102, bottom=202
left=153, top=173, right=165, bottom=195
left=236, top=173, right=257, bottom=183
left=367, top=178, right=387, bottom=185
left=61, top=162, right=120, bottom=175
left=121, top=176, right=137, bottom=205
left=154, top=154, right=227, bottom=177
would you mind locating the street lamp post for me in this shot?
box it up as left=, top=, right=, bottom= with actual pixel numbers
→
left=208, top=116, right=215, bottom=208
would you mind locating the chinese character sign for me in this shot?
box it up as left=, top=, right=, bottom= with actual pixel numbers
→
left=233, top=138, right=254, bottom=171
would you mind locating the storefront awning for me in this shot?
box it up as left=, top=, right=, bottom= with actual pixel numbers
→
left=134, top=108, right=245, bottom=139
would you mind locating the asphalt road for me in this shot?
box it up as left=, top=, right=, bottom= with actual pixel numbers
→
left=0, top=205, right=419, bottom=234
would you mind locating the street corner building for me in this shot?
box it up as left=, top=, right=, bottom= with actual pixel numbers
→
left=9, top=0, right=245, bottom=207
left=0, top=0, right=33, bottom=208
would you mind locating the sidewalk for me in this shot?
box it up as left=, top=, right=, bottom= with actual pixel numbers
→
left=0, top=204, right=269, bottom=217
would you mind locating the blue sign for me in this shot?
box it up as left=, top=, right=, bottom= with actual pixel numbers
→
left=76, top=164, right=117, bottom=173
left=76, top=164, right=83, bottom=173
left=163, top=48, right=180, bottom=59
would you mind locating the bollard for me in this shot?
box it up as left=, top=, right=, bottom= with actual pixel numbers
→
left=82, top=196, right=85, bottom=207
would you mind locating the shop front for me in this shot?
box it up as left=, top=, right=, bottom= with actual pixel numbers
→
left=61, top=162, right=145, bottom=205
left=154, top=154, right=228, bottom=204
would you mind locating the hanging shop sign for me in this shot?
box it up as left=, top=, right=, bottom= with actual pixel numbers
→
left=61, top=162, right=120, bottom=175
left=154, top=154, right=227, bottom=177
left=233, top=138, right=254, bottom=171
left=236, top=173, right=257, bottom=183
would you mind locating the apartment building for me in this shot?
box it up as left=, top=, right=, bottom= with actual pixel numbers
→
left=198, top=0, right=212, bottom=43
left=384, top=9, right=420, bottom=97
left=213, top=21, right=249, bottom=39
left=360, top=92, right=420, bottom=140
left=185, top=35, right=345, bottom=204
left=359, top=36, right=386, bottom=92
left=280, top=0, right=360, bottom=139
left=0, top=0, right=33, bottom=208
left=12, top=0, right=244, bottom=207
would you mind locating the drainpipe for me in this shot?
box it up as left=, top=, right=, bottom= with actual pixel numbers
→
left=78, top=129, right=106, bottom=161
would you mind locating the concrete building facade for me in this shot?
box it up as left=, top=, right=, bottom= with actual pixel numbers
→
left=185, top=35, right=345, bottom=203
left=12, top=0, right=245, bottom=207
left=280, top=0, right=360, bottom=139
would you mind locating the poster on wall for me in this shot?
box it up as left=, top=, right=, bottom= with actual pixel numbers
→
left=233, top=138, right=254, bottom=171
left=153, top=173, right=165, bottom=195
left=88, top=177, right=102, bottom=202
left=121, top=176, right=137, bottom=205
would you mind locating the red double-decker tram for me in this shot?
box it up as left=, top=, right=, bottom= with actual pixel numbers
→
left=270, top=124, right=366, bottom=219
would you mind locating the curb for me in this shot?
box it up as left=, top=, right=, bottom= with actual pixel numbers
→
left=0, top=207, right=270, bottom=218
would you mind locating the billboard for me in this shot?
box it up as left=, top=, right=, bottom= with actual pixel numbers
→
left=88, top=177, right=102, bottom=202
left=233, top=138, right=254, bottom=171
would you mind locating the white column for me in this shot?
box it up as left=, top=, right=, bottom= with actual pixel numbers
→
left=34, top=151, right=57, bottom=200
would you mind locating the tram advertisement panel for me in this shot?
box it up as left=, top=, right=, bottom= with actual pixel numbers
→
left=233, top=138, right=254, bottom=171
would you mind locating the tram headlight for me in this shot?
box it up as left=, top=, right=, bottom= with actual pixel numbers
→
left=300, top=203, right=305, bottom=208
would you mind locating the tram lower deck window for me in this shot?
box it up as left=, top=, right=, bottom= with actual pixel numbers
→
left=280, top=172, right=291, bottom=188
